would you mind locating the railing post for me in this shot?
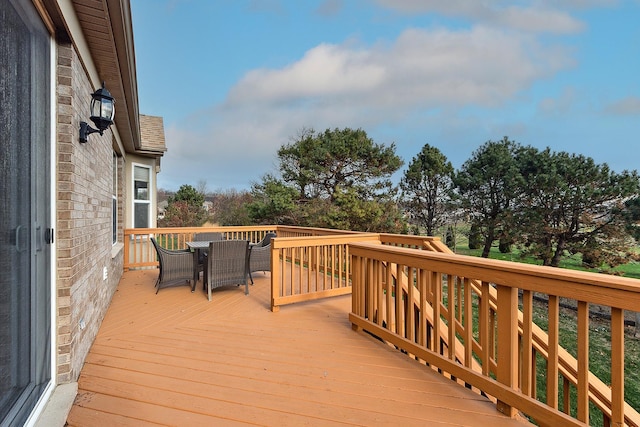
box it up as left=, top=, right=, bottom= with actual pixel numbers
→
left=480, top=281, right=490, bottom=376
left=611, top=308, right=625, bottom=426
left=123, top=230, right=130, bottom=271
left=548, top=295, right=560, bottom=409
left=577, top=301, right=589, bottom=424
left=521, top=290, right=534, bottom=396
left=270, top=245, right=279, bottom=312
left=351, top=253, right=363, bottom=331
left=496, top=284, right=518, bottom=418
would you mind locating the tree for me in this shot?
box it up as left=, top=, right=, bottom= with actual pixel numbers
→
left=276, top=127, right=317, bottom=199
left=454, top=137, right=523, bottom=258
left=196, top=179, right=208, bottom=197
left=400, top=144, right=454, bottom=236
left=277, top=127, right=403, bottom=202
left=248, top=174, right=299, bottom=225
left=515, top=148, right=639, bottom=267
left=624, top=199, right=640, bottom=337
left=249, top=127, right=405, bottom=232
left=173, top=184, right=205, bottom=206
left=468, top=222, right=481, bottom=250
left=159, top=184, right=208, bottom=227
left=623, top=197, right=640, bottom=242
left=325, top=185, right=406, bottom=233
left=445, top=225, right=456, bottom=250
left=209, top=189, right=253, bottom=226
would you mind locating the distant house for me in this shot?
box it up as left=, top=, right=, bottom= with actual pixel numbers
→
left=158, top=200, right=169, bottom=220
left=204, top=200, right=214, bottom=214
left=0, top=1, right=165, bottom=425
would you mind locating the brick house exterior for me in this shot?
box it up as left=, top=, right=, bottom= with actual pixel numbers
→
left=0, top=0, right=164, bottom=424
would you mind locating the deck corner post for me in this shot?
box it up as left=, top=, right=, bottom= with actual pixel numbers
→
left=496, top=284, right=519, bottom=418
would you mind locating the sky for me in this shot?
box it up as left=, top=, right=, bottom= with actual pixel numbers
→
left=130, top=0, right=640, bottom=192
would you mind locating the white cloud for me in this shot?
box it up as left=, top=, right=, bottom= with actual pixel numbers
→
left=316, top=0, right=344, bottom=17
left=372, top=0, right=586, bottom=33
left=496, top=6, right=585, bottom=33
left=227, top=43, right=386, bottom=105
left=160, top=25, right=576, bottom=190
left=537, top=87, right=579, bottom=115
left=228, top=26, right=573, bottom=111
left=604, top=96, right=640, bottom=115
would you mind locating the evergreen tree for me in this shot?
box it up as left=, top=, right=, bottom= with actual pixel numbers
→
left=159, top=184, right=208, bottom=227
left=249, top=127, right=405, bottom=232
left=454, top=137, right=523, bottom=258
left=400, top=144, right=454, bottom=236
left=468, top=222, right=481, bottom=250
left=514, top=148, right=639, bottom=267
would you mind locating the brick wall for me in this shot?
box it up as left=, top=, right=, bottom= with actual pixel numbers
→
left=55, top=43, right=123, bottom=383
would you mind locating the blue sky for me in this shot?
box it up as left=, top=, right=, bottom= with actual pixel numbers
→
left=131, top=0, right=640, bottom=192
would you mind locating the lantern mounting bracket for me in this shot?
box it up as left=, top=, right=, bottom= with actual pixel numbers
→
left=79, top=121, right=102, bottom=143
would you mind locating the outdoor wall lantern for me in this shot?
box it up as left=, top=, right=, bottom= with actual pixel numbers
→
left=79, top=82, right=115, bottom=143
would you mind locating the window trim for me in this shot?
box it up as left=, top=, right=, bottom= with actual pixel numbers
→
left=132, top=162, right=152, bottom=229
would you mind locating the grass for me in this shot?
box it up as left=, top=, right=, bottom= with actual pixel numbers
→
left=439, top=278, right=639, bottom=425
left=437, top=227, right=640, bottom=425
left=451, top=243, right=640, bottom=280
left=529, top=300, right=640, bottom=426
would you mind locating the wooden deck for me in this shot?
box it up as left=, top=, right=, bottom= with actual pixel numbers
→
left=66, top=269, right=529, bottom=426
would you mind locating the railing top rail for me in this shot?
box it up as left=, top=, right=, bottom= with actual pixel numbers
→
left=125, top=225, right=276, bottom=235
left=350, top=241, right=640, bottom=311
left=378, top=233, right=442, bottom=242
left=271, top=233, right=381, bottom=249
left=273, top=225, right=363, bottom=235
left=124, top=225, right=366, bottom=238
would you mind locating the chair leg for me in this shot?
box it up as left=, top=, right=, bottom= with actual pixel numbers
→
left=204, top=268, right=211, bottom=301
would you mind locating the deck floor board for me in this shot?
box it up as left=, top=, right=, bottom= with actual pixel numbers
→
left=67, top=269, right=529, bottom=426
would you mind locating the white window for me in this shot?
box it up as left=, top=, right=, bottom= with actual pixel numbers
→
left=133, top=164, right=151, bottom=228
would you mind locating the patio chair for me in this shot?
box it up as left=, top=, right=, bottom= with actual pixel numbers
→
left=204, top=239, right=250, bottom=301
left=249, top=232, right=276, bottom=284
left=193, top=232, right=224, bottom=278
left=193, top=232, right=224, bottom=243
left=150, top=237, right=194, bottom=293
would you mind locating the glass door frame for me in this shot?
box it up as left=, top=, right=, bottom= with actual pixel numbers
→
left=23, top=33, right=57, bottom=427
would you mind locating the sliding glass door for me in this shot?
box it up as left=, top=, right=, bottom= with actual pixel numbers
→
left=0, top=0, right=52, bottom=425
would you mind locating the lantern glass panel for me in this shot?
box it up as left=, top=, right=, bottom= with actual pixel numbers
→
left=90, top=97, right=101, bottom=118
left=101, top=99, right=114, bottom=120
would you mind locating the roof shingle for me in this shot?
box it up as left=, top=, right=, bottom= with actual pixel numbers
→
left=139, top=114, right=167, bottom=153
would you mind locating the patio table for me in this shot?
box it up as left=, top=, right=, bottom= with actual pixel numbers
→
left=186, top=241, right=211, bottom=284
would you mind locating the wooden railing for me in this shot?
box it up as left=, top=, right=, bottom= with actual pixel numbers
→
left=123, top=226, right=640, bottom=425
left=123, top=226, right=277, bottom=270
left=123, top=225, right=357, bottom=270
left=269, top=233, right=379, bottom=311
left=349, top=241, right=640, bottom=427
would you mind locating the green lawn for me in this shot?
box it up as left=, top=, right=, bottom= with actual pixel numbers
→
left=452, top=245, right=640, bottom=280
left=441, top=231, right=640, bottom=425
left=529, top=301, right=640, bottom=426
